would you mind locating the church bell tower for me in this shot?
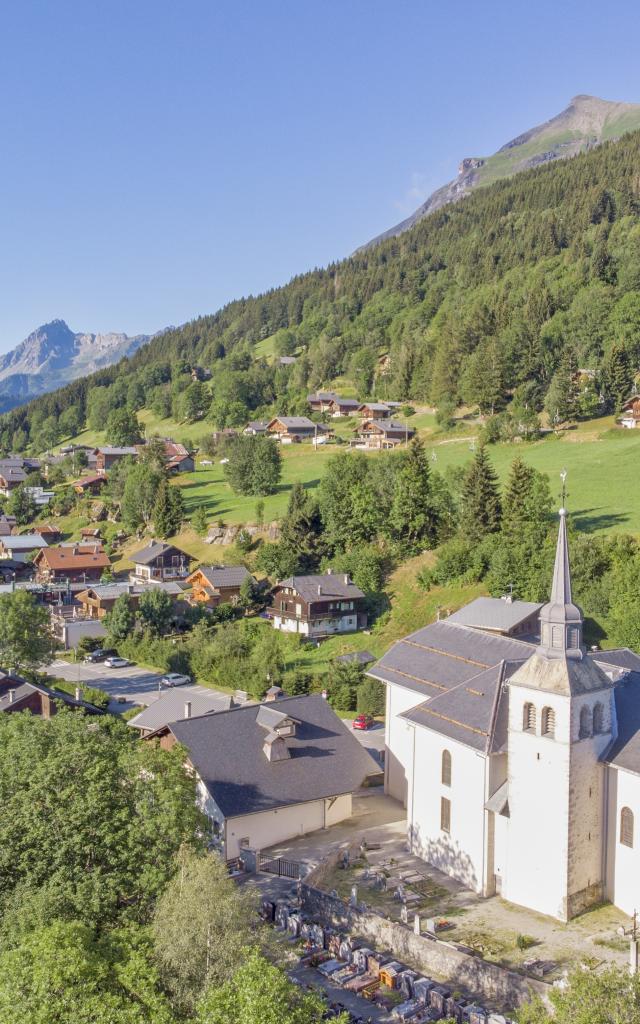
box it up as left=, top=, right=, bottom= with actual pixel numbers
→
left=502, top=507, right=616, bottom=921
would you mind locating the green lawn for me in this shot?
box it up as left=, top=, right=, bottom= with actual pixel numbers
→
left=424, top=421, right=640, bottom=534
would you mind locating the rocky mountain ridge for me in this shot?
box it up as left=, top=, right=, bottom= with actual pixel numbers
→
left=362, top=94, right=640, bottom=249
left=0, top=319, right=150, bottom=413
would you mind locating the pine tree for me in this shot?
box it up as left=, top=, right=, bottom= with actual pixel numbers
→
left=603, top=344, right=633, bottom=413
left=460, top=445, right=501, bottom=542
left=153, top=479, right=184, bottom=538
left=389, top=435, right=438, bottom=551
left=502, top=458, right=552, bottom=547
left=279, top=482, right=323, bottom=573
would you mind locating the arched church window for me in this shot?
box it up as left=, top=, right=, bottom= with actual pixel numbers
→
left=579, top=705, right=592, bottom=739
left=523, top=702, right=536, bottom=733
left=620, top=807, right=634, bottom=848
left=593, top=703, right=605, bottom=735
left=441, top=749, right=451, bottom=787
left=541, top=706, right=555, bottom=738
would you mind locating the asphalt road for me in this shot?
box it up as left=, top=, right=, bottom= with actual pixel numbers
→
left=46, top=659, right=214, bottom=712
left=45, top=662, right=388, bottom=761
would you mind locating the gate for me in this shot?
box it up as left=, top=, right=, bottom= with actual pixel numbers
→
left=258, top=853, right=301, bottom=879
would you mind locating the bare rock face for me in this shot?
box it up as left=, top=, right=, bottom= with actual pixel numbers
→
left=360, top=94, right=640, bottom=251
left=0, top=319, right=151, bottom=414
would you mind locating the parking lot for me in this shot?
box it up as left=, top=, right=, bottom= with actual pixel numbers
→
left=46, top=658, right=216, bottom=713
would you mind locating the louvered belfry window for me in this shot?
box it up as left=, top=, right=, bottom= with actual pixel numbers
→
left=620, top=807, right=634, bottom=848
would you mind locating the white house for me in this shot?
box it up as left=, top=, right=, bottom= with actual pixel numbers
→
left=369, top=510, right=640, bottom=921
left=150, top=693, right=378, bottom=859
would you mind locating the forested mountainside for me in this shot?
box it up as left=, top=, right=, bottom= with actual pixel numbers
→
left=362, top=94, right=640, bottom=248
left=3, top=129, right=640, bottom=452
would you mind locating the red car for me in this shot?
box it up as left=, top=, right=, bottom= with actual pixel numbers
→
left=352, top=714, right=374, bottom=731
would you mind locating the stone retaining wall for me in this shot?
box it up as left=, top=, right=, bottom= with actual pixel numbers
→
left=300, top=882, right=551, bottom=1012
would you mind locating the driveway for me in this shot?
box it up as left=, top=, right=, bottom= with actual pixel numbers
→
left=343, top=719, right=385, bottom=767
left=46, top=659, right=215, bottom=713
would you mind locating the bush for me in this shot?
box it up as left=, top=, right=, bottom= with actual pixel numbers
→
left=356, top=677, right=385, bottom=716
left=48, top=678, right=110, bottom=711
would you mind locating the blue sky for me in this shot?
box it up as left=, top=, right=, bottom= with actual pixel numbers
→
left=1, top=0, right=640, bottom=352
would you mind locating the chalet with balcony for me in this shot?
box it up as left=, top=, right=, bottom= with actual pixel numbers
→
left=129, top=541, right=190, bottom=584
left=269, top=571, right=366, bottom=638
left=266, top=416, right=326, bottom=443
left=33, top=544, right=111, bottom=583
left=357, top=419, right=415, bottom=449
left=0, top=462, right=26, bottom=496
left=76, top=580, right=185, bottom=619
left=187, top=564, right=254, bottom=607
left=327, top=396, right=361, bottom=417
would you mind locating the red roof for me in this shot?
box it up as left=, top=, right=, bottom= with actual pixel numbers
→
left=36, top=545, right=111, bottom=571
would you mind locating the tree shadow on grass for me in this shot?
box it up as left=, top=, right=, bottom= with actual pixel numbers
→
left=572, top=507, right=629, bottom=533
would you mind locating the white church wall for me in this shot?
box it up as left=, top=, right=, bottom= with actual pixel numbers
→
left=605, top=766, right=640, bottom=917
left=408, top=729, right=487, bottom=894
left=385, top=682, right=422, bottom=806
left=503, top=688, right=572, bottom=920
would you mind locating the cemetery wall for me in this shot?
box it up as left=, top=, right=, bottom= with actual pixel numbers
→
left=300, top=882, right=551, bottom=1010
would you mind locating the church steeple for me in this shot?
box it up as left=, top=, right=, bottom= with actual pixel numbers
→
left=538, top=508, right=584, bottom=660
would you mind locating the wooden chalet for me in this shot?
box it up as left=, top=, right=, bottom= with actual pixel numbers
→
left=38, top=523, right=63, bottom=543
left=327, top=396, right=361, bottom=417
left=0, top=674, right=104, bottom=718
left=76, top=580, right=184, bottom=619
left=0, top=533, right=48, bottom=563
left=94, top=447, right=139, bottom=472
left=307, top=391, right=337, bottom=413
left=619, top=395, right=640, bottom=429
left=187, top=564, right=254, bottom=607
left=266, top=416, right=329, bottom=443
left=357, top=419, right=414, bottom=449
left=72, top=472, right=107, bottom=495
left=0, top=514, right=17, bottom=537
left=358, top=402, right=391, bottom=420
left=33, top=544, right=111, bottom=583
left=0, top=461, right=27, bottom=496
left=129, top=541, right=190, bottom=584
left=269, top=571, right=367, bottom=638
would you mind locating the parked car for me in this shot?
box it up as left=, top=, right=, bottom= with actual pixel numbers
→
left=352, top=713, right=374, bottom=731
left=161, top=672, right=191, bottom=687
left=84, top=648, right=116, bottom=663
left=104, top=656, right=131, bottom=669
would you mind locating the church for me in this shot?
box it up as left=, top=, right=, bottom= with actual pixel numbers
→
left=369, top=509, right=640, bottom=921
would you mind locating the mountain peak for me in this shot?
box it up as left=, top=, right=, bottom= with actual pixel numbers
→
left=361, top=94, right=640, bottom=250
left=0, top=321, right=151, bottom=414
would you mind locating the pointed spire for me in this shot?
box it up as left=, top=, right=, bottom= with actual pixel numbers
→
left=549, top=508, right=573, bottom=608
left=538, top=507, right=584, bottom=660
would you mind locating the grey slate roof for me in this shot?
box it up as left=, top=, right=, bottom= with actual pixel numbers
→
left=97, top=446, right=139, bottom=456
left=335, top=650, right=376, bottom=666
left=168, top=694, right=378, bottom=818
left=194, top=565, right=251, bottom=589
left=132, top=541, right=188, bottom=565
left=359, top=403, right=390, bottom=412
left=446, top=597, right=543, bottom=634
left=128, top=689, right=233, bottom=732
left=400, top=662, right=514, bottom=753
left=277, top=573, right=364, bottom=603
left=331, top=397, right=361, bottom=408
left=0, top=534, right=47, bottom=550
left=270, top=416, right=315, bottom=429
left=80, top=580, right=184, bottom=600
left=604, top=672, right=640, bottom=775
left=368, top=620, right=534, bottom=699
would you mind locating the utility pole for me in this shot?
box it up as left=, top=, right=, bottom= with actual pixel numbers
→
left=631, top=909, right=639, bottom=976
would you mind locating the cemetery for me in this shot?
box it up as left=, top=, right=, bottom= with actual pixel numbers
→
left=261, top=894, right=518, bottom=1022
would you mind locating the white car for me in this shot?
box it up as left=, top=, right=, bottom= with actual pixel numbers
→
left=162, top=672, right=191, bottom=687
left=104, top=656, right=130, bottom=669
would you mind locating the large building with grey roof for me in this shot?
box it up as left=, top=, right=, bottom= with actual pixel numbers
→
left=150, top=693, right=378, bottom=859
left=369, top=509, right=640, bottom=921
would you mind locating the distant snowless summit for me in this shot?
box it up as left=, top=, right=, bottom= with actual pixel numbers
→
left=0, top=319, right=152, bottom=413
left=361, top=94, right=640, bottom=249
